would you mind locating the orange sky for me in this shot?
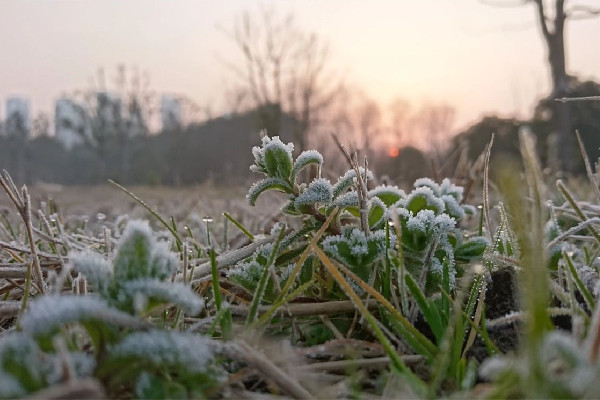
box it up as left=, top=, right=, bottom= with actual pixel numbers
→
left=1, top=0, right=599, bottom=140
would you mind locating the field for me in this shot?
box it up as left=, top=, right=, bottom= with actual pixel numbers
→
left=1, top=132, right=600, bottom=399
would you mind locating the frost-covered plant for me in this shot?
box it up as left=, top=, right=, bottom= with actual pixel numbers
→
left=246, top=135, right=487, bottom=298
left=322, top=226, right=393, bottom=282
left=0, top=219, right=222, bottom=398
left=71, top=220, right=203, bottom=315
left=392, top=179, right=487, bottom=294
left=101, top=330, right=223, bottom=399
left=0, top=333, right=93, bottom=399
left=480, top=331, right=600, bottom=398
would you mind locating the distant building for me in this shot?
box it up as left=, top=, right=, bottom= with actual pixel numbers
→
left=55, top=97, right=91, bottom=149
left=4, top=97, right=30, bottom=138
left=161, top=95, right=182, bottom=131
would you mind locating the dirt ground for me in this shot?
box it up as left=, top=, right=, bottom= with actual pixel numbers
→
left=0, top=182, right=285, bottom=239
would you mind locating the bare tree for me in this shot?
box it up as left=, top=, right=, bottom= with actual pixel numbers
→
left=222, top=6, right=342, bottom=151
left=413, top=103, right=456, bottom=165
left=388, top=98, right=413, bottom=147
left=483, top=0, right=600, bottom=172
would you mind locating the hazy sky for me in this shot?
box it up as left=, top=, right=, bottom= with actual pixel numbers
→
left=1, top=0, right=599, bottom=135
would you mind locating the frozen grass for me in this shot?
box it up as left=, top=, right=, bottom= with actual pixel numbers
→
left=2, top=130, right=600, bottom=399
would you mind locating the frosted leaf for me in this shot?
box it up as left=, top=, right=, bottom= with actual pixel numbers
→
left=247, top=177, right=292, bottom=206
left=264, top=137, right=294, bottom=179
left=0, top=334, right=43, bottom=398
left=441, top=194, right=465, bottom=221
left=148, top=240, right=179, bottom=280
left=112, top=220, right=180, bottom=282
left=228, top=243, right=275, bottom=288
left=20, top=295, right=142, bottom=337
left=368, top=185, right=406, bottom=206
left=251, top=145, right=265, bottom=173
left=0, top=375, right=25, bottom=399
left=439, top=178, right=464, bottom=203
left=332, top=167, right=374, bottom=199
left=292, top=150, right=323, bottom=180
left=406, top=209, right=436, bottom=234
left=479, top=356, right=515, bottom=381
left=70, top=251, right=113, bottom=296
left=414, top=178, right=440, bottom=196
left=113, top=220, right=153, bottom=281
left=250, top=136, right=294, bottom=178
left=117, top=280, right=204, bottom=315
left=431, top=213, right=456, bottom=238
left=46, top=352, right=96, bottom=385
left=322, top=227, right=393, bottom=271
left=575, top=265, right=598, bottom=295
left=228, top=260, right=263, bottom=288
left=110, top=330, right=220, bottom=374
left=333, top=191, right=359, bottom=207
left=405, top=187, right=445, bottom=215
left=295, top=178, right=333, bottom=208
left=134, top=372, right=153, bottom=399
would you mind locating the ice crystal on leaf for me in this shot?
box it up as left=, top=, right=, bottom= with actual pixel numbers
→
left=20, top=295, right=141, bottom=337
left=405, top=186, right=446, bottom=215
left=292, top=150, right=323, bottom=180
left=332, top=167, right=374, bottom=199
left=322, top=227, right=393, bottom=281
left=114, top=220, right=178, bottom=282
left=70, top=250, right=113, bottom=296
left=439, top=178, right=464, bottom=203
left=247, top=177, right=292, bottom=206
left=250, top=135, right=294, bottom=178
left=0, top=334, right=44, bottom=398
left=117, top=280, right=204, bottom=315
left=441, top=194, right=465, bottom=220
left=110, top=330, right=220, bottom=374
left=333, top=191, right=359, bottom=207
left=368, top=185, right=406, bottom=206
left=294, top=178, right=333, bottom=208
left=414, top=178, right=440, bottom=196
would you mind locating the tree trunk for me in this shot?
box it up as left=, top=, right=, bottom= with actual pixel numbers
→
left=536, top=0, right=573, bottom=172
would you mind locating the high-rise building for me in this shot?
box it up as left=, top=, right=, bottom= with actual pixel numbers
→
left=161, top=95, right=182, bottom=131
left=54, top=97, right=91, bottom=149
left=4, top=97, right=30, bottom=138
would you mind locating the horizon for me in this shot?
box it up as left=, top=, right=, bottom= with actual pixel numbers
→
left=1, top=0, right=600, bottom=146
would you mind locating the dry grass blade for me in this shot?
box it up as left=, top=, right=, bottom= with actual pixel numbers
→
left=297, top=355, right=424, bottom=372
left=0, top=301, right=21, bottom=317
left=575, top=130, right=600, bottom=205
left=332, top=134, right=370, bottom=234
left=235, top=341, right=314, bottom=399
left=311, top=243, right=429, bottom=376
left=482, top=133, right=495, bottom=240
left=230, top=299, right=378, bottom=317
left=22, top=378, right=106, bottom=400
left=185, top=234, right=278, bottom=281
left=0, top=171, right=47, bottom=306
left=557, top=180, right=600, bottom=243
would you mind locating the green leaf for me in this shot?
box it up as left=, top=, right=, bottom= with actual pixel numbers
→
left=247, top=177, right=293, bottom=206
left=405, top=272, right=444, bottom=343
left=368, top=198, right=386, bottom=230
left=455, top=237, right=489, bottom=263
